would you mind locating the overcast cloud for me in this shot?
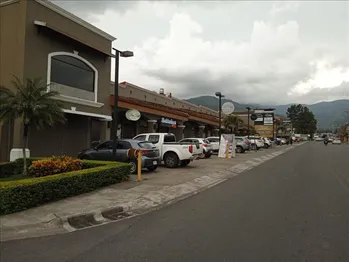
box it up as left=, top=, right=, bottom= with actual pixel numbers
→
left=53, top=0, right=349, bottom=105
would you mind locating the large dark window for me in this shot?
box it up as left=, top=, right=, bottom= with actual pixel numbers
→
left=51, top=55, right=95, bottom=92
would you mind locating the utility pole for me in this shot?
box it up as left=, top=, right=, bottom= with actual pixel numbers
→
left=246, top=107, right=251, bottom=139
left=215, top=92, right=225, bottom=142
left=111, top=48, right=134, bottom=157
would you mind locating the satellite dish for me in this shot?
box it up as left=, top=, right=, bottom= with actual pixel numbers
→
left=125, top=109, right=141, bottom=121
left=250, top=114, right=257, bottom=121
left=222, top=102, right=235, bottom=115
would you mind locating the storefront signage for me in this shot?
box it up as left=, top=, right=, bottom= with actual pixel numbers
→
left=161, top=117, right=176, bottom=125
left=125, top=109, right=141, bottom=121
left=254, top=109, right=274, bottom=126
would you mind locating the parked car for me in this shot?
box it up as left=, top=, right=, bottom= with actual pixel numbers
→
left=77, top=139, right=160, bottom=173
left=261, top=137, right=272, bottom=148
left=133, top=133, right=199, bottom=168
left=248, top=136, right=264, bottom=150
left=235, top=136, right=250, bottom=153
left=332, top=138, right=341, bottom=145
left=206, top=136, right=220, bottom=153
left=179, top=138, right=213, bottom=158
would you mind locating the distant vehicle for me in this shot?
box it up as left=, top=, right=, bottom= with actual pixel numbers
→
left=133, top=133, right=199, bottom=168
left=77, top=139, right=160, bottom=173
left=262, top=137, right=272, bottom=148
left=315, top=137, right=324, bottom=141
left=333, top=139, right=341, bottom=145
left=248, top=136, right=264, bottom=150
left=179, top=138, right=213, bottom=158
left=206, top=137, right=220, bottom=152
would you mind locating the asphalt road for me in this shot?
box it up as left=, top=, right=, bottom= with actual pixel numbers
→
left=2, top=142, right=349, bottom=262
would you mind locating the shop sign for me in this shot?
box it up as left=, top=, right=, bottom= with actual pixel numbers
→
left=125, top=109, right=141, bottom=121
left=161, top=117, right=176, bottom=125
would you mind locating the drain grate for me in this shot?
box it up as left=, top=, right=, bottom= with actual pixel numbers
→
left=102, top=207, right=132, bottom=221
left=67, top=213, right=102, bottom=229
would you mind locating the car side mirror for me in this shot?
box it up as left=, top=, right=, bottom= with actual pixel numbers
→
left=94, top=146, right=98, bottom=151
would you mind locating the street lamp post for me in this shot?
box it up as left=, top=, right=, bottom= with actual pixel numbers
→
left=111, top=48, right=134, bottom=157
left=215, top=92, right=224, bottom=141
left=246, top=107, right=251, bottom=139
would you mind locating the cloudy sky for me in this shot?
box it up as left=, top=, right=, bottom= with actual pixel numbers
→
left=53, top=0, right=349, bottom=105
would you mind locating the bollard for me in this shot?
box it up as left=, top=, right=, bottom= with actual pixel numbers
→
left=137, top=150, right=142, bottom=182
left=225, top=143, right=229, bottom=159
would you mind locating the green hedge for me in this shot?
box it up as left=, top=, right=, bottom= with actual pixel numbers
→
left=0, top=162, right=17, bottom=178
left=0, top=158, right=42, bottom=178
left=0, top=160, right=131, bottom=215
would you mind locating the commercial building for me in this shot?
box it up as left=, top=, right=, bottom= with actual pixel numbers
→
left=111, top=82, right=221, bottom=141
left=0, top=0, right=115, bottom=161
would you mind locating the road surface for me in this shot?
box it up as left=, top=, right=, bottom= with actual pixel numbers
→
left=2, top=142, right=349, bottom=262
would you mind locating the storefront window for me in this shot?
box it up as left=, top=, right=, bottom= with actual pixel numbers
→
left=50, top=54, right=95, bottom=92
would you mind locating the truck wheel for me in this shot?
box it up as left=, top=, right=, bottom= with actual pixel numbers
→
left=164, top=152, right=179, bottom=168
left=204, top=152, right=212, bottom=158
left=180, top=160, right=190, bottom=166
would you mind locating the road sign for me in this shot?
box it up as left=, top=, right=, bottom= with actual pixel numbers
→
left=250, top=114, right=257, bottom=121
left=222, top=102, right=235, bottom=115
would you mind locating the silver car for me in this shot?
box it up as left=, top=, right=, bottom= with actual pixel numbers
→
left=206, top=137, right=220, bottom=153
left=235, top=136, right=250, bottom=153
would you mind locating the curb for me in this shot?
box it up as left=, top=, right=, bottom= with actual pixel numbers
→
left=1, top=143, right=304, bottom=241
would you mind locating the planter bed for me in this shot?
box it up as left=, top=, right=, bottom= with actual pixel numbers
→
left=0, top=159, right=131, bottom=215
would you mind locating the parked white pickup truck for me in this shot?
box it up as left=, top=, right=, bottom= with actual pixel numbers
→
left=133, top=133, right=199, bottom=168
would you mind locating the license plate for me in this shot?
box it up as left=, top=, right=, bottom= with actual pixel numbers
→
left=153, top=161, right=157, bottom=165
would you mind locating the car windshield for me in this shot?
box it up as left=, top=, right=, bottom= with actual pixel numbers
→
left=203, top=139, right=210, bottom=144
left=138, top=142, right=155, bottom=149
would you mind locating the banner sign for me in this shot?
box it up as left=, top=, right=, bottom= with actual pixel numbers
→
left=218, top=134, right=236, bottom=158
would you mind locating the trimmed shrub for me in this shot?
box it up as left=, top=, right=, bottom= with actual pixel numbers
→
left=28, top=156, right=83, bottom=177
left=0, top=162, right=17, bottom=178
left=0, top=160, right=131, bottom=215
left=14, top=157, right=42, bottom=175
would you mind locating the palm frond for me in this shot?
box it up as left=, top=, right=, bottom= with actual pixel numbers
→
left=2, top=76, right=66, bottom=128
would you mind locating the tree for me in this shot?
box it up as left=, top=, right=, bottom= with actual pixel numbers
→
left=223, top=114, right=244, bottom=134
left=286, top=104, right=317, bottom=136
left=0, top=77, right=66, bottom=175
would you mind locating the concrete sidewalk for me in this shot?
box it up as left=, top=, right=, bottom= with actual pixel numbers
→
left=0, top=143, right=304, bottom=241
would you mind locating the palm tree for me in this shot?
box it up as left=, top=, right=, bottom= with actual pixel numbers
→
left=223, top=114, right=244, bottom=134
left=0, top=77, right=66, bottom=175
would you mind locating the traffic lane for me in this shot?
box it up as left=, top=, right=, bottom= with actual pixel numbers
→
left=3, top=142, right=348, bottom=262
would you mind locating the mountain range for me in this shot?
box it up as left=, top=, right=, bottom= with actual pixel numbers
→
left=186, top=96, right=349, bottom=130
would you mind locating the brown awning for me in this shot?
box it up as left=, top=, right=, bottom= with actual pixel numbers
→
left=111, top=95, right=189, bottom=121
left=111, top=95, right=220, bottom=126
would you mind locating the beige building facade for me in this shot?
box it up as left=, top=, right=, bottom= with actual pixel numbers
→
left=0, top=0, right=115, bottom=161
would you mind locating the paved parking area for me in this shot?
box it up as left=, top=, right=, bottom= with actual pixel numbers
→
left=134, top=145, right=289, bottom=186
